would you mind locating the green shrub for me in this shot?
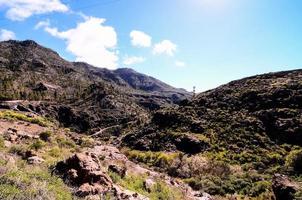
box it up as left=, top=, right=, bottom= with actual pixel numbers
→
left=286, top=149, right=302, bottom=174
left=249, top=181, right=271, bottom=197
left=116, top=173, right=184, bottom=200
left=150, top=181, right=183, bottom=200
left=56, top=136, right=76, bottom=149
left=48, top=146, right=61, bottom=157
left=0, top=136, right=5, bottom=149
left=29, top=140, right=45, bottom=151
left=123, top=149, right=179, bottom=169
left=0, top=158, right=72, bottom=200
left=9, top=144, right=28, bottom=155
left=0, top=184, right=21, bottom=199
left=79, top=136, right=95, bottom=148
left=108, top=171, right=122, bottom=184
left=39, top=131, right=52, bottom=142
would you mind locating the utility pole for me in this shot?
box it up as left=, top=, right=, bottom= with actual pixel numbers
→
left=193, top=86, right=196, bottom=99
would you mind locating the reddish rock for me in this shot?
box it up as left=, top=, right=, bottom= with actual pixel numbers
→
left=76, top=183, right=105, bottom=197
left=272, top=174, right=298, bottom=200
left=55, top=152, right=113, bottom=197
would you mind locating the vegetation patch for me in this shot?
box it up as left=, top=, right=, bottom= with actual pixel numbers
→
left=123, top=149, right=180, bottom=170
left=109, top=172, right=184, bottom=200
left=0, top=159, right=72, bottom=200
left=0, top=110, right=51, bottom=127
left=286, top=149, right=302, bottom=174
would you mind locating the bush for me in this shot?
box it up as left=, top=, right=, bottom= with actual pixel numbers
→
left=0, top=184, right=21, bottom=199
left=0, top=136, right=5, bottom=149
left=249, top=181, right=271, bottom=197
left=56, top=136, right=76, bottom=149
left=286, top=149, right=302, bottom=174
left=48, top=146, right=61, bottom=157
left=30, top=140, right=45, bottom=151
left=111, top=172, right=184, bottom=200
left=79, top=136, right=95, bottom=148
left=108, top=171, right=122, bottom=184
left=9, top=144, right=28, bottom=155
left=123, top=149, right=179, bottom=169
left=39, top=131, right=52, bottom=142
left=150, top=181, right=183, bottom=200
left=0, top=155, right=72, bottom=200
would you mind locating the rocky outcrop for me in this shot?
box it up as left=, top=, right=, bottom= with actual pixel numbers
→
left=3, top=128, right=39, bottom=143
left=54, top=145, right=204, bottom=199
left=55, top=152, right=113, bottom=197
left=272, top=174, right=298, bottom=200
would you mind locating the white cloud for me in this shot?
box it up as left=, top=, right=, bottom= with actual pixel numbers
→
left=38, top=17, right=118, bottom=69
left=175, top=60, right=186, bottom=67
left=130, top=30, right=152, bottom=48
left=123, top=56, right=145, bottom=66
left=34, top=19, right=50, bottom=29
left=0, top=0, right=69, bottom=21
left=153, top=40, right=177, bottom=56
left=0, top=29, right=16, bottom=41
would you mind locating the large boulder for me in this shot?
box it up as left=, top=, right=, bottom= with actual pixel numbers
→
left=55, top=152, right=113, bottom=197
left=272, top=174, right=298, bottom=200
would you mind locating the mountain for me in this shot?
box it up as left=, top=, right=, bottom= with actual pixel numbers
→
left=124, top=69, right=302, bottom=151
left=123, top=69, right=302, bottom=197
left=0, top=40, right=190, bottom=132
left=0, top=40, right=301, bottom=199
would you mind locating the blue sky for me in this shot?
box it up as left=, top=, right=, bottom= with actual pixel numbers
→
left=0, top=0, right=302, bottom=92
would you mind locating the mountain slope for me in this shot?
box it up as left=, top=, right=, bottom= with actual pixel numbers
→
left=122, top=69, right=302, bottom=197
left=124, top=69, right=302, bottom=151
left=0, top=40, right=190, bottom=131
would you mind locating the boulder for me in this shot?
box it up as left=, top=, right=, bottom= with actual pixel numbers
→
left=143, top=179, right=155, bottom=192
left=55, top=152, right=113, bottom=197
left=272, top=174, right=298, bottom=200
left=4, top=140, right=12, bottom=148
left=76, top=183, right=105, bottom=197
left=200, top=193, right=214, bottom=200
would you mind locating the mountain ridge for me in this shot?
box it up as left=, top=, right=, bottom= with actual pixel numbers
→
left=0, top=40, right=190, bottom=131
left=0, top=40, right=301, bottom=199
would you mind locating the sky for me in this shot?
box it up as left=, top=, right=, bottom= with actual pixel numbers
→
left=0, top=0, right=302, bottom=92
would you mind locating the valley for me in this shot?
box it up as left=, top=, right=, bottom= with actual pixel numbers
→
left=0, top=40, right=301, bottom=200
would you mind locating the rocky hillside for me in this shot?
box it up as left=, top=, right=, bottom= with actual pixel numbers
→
left=0, top=40, right=190, bottom=132
left=0, top=110, right=204, bottom=200
left=0, top=40, right=301, bottom=199
left=123, top=69, right=302, bottom=198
